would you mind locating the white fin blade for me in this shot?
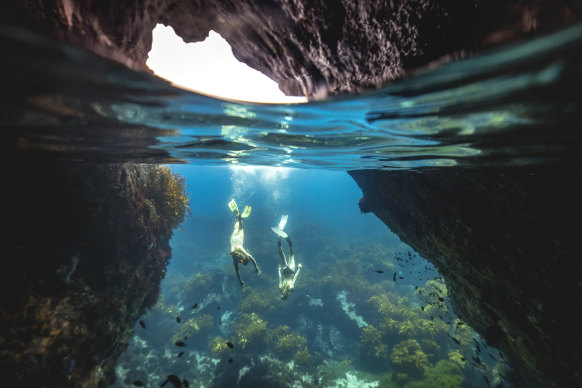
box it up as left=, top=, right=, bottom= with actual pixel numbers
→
left=271, top=226, right=288, bottom=239
left=278, top=214, right=288, bottom=230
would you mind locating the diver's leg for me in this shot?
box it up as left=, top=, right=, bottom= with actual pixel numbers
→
left=286, top=236, right=295, bottom=270
left=278, top=265, right=283, bottom=289
left=278, top=237, right=288, bottom=267
left=230, top=221, right=244, bottom=251
left=233, top=260, right=244, bottom=287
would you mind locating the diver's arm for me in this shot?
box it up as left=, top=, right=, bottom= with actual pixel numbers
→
left=249, top=254, right=261, bottom=275
left=291, top=263, right=301, bottom=285
left=233, top=260, right=244, bottom=287
left=278, top=265, right=283, bottom=288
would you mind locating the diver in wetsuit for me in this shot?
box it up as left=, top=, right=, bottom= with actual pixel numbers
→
left=228, top=199, right=260, bottom=287
left=271, top=215, right=302, bottom=299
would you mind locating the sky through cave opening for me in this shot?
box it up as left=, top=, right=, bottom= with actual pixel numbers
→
left=147, top=24, right=308, bottom=104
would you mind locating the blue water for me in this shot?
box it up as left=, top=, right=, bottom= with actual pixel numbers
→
left=3, top=22, right=579, bottom=387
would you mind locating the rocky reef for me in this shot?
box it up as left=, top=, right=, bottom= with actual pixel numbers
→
left=0, top=160, right=189, bottom=386
left=1, top=1, right=581, bottom=97
left=350, top=165, right=582, bottom=387
left=113, top=221, right=505, bottom=387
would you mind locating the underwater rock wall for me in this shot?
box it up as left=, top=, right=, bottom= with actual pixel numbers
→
left=349, top=166, right=582, bottom=387
left=2, top=1, right=581, bottom=97
left=0, top=160, right=187, bottom=386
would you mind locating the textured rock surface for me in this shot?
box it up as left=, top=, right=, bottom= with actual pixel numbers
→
left=0, top=160, right=181, bottom=386
left=2, top=1, right=582, bottom=97
left=350, top=166, right=582, bottom=387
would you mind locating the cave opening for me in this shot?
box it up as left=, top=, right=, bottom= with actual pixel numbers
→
left=146, top=24, right=307, bottom=104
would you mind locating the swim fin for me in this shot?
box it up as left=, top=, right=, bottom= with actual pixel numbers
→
left=278, top=215, right=288, bottom=230
left=228, top=199, right=240, bottom=217
left=271, top=226, right=288, bottom=239
left=241, top=205, right=251, bottom=219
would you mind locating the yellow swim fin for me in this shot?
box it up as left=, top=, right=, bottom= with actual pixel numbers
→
left=228, top=199, right=240, bottom=217
left=241, top=205, right=252, bottom=219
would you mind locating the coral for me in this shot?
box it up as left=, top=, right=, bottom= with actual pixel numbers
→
left=208, top=337, right=233, bottom=357
left=234, top=313, right=267, bottom=350
left=145, top=166, right=190, bottom=230
left=416, top=318, right=448, bottom=338
left=151, top=298, right=179, bottom=317
left=404, top=360, right=463, bottom=388
left=171, top=314, right=212, bottom=343
left=369, top=294, right=416, bottom=322
left=293, top=347, right=311, bottom=366
left=390, top=339, right=430, bottom=383
left=276, top=333, right=308, bottom=358
left=420, top=339, right=441, bottom=356
left=317, top=360, right=354, bottom=383
left=450, top=319, right=473, bottom=347
left=415, top=278, right=449, bottom=315
left=240, top=289, right=276, bottom=315
left=360, top=325, right=389, bottom=359
left=448, top=350, right=467, bottom=368
left=179, top=273, right=215, bottom=300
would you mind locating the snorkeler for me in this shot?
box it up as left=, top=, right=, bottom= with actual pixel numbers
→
left=228, top=199, right=260, bottom=287
left=272, top=215, right=302, bottom=299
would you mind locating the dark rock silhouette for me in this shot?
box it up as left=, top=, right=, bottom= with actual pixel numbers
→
left=1, top=1, right=581, bottom=97
left=350, top=165, right=582, bottom=387
left=0, top=160, right=187, bottom=386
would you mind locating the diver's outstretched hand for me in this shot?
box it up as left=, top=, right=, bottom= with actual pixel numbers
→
left=255, top=267, right=261, bottom=276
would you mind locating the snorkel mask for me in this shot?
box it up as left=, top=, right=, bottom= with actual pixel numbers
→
left=280, top=283, right=292, bottom=299
left=230, top=248, right=250, bottom=265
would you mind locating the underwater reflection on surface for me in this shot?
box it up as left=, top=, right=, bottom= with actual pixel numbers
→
left=2, top=23, right=581, bottom=170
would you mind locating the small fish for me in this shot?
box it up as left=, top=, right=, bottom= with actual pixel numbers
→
left=438, top=297, right=445, bottom=302
left=139, top=320, right=146, bottom=329
left=421, top=306, right=424, bottom=311
left=218, top=306, right=221, bottom=310
left=393, top=272, right=397, bottom=282
left=176, top=317, right=181, bottom=323
left=161, top=374, right=182, bottom=388
left=192, top=303, right=198, bottom=309
left=449, top=336, right=461, bottom=345
left=374, top=270, right=384, bottom=273
left=219, top=319, right=222, bottom=325
left=228, top=358, right=233, bottom=363
left=414, top=285, right=418, bottom=290
left=175, top=341, right=186, bottom=347
left=473, top=356, right=482, bottom=365
left=483, top=375, right=490, bottom=387
left=226, top=341, right=234, bottom=349
left=475, top=342, right=482, bottom=353
left=132, top=381, right=144, bottom=387
left=183, top=379, right=189, bottom=388
left=399, top=276, right=403, bottom=279
left=177, top=352, right=184, bottom=358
